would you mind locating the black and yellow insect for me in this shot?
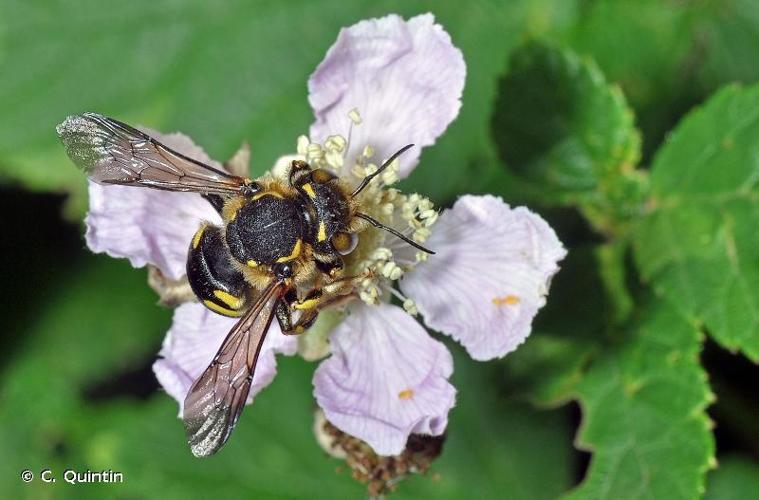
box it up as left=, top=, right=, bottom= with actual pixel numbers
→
left=57, top=112, right=432, bottom=458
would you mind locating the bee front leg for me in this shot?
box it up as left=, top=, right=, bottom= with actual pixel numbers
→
left=288, top=160, right=312, bottom=187
left=276, top=290, right=319, bottom=335
left=277, top=275, right=365, bottom=336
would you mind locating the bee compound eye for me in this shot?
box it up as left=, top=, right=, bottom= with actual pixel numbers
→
left=273, top=262, right=293, bottom=280
left=311, top=168, right=336, bottom=184
left=331, top=232, right=358, bottom=256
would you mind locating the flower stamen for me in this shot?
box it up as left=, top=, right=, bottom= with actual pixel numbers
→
left=492, top=295, right=520, bottom=306
left=287, top=109, right=439, bottom=308
left=348, top=108, right=362, bottom=125
left=398, top=389, right=414, bottom=400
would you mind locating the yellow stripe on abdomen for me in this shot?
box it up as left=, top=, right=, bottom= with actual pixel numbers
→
left=203, top=299, right=243, bottom=317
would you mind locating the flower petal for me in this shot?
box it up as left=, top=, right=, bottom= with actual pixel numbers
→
left=308, top=13, right=465, bottom=178
left=153, top=302, right=298, bottom=416
left=84, top=130, right=221, bottom=280
left=400, top=195, right=566, bottom=361
left=313, top=303, right=455, bottom=456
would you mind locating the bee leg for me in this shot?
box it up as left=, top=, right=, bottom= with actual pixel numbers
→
left=315, top=257, right=343, bottom=278
left=292, top=309, right=319, bottom=334
left=276, top=289, right=320, bottom=335
left=147, top=266, right=196, bottom=306
left=275, top=289, right=297, bottom=333
left=201, top=194, right=225, bottom=215
left=294, top=278, right=360, bottom=316
left=275, top=299, right=295, bottom=333
left=288, top=160, right=312, bottom=187
left=321, top=271, right=371, bottom=296
left=278, top=268, right=369, bottom=335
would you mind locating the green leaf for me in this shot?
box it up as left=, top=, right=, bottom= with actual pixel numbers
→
left=705, top=455, right=759, bottom=500
left=0, top=0, right=341, bottom=217
left=490, top=41, right=646, bottom=232
left=557, top=0, right=700, bottom=161
left=567, top=300, right=715, bottom=499
left=0, top=253, right=574, bottom=498
left=633, top=84, right=759, bottom=362
left=695, top=0, right=759, bottom=94
left=0, top=0, right=577, bottom=216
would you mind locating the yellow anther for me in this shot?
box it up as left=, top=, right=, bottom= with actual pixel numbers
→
left=348, top=108, right=362, bottom=125
left=403, top=299, right=418, bottom=316
left=492, top=295, right=520, bottom=306
left=325, top=135, right=347, bottom=152
left=296, top=135, right=310, bottom=155
left=398, top=389, right=414, bottom=400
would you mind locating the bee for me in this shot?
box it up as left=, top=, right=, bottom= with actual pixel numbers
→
left=57, top=113, right=432, bottom=457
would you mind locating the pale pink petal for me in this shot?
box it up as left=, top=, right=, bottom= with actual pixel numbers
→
left=152, top=302, right=297, bottom=417
left=313, top=303, right=455, bottom=456
left=400, top=195, right=566, bottom=361
left=308, top=13, right=465, bottom=178
left=84, top=130, right=221, bottom=280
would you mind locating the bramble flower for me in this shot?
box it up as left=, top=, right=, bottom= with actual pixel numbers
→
left=80, top=12, right=565, bottom=464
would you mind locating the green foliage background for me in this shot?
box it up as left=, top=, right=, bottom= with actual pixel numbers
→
left=1, top=0, right=757, bottom=498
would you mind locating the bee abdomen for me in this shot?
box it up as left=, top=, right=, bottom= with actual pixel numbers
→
left=187, top=224, right=249, bottom=317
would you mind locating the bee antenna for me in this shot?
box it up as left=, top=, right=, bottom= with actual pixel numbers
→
left=351, top=144, right=414, bottom=198
left=356, top=212, right=435, bottom=254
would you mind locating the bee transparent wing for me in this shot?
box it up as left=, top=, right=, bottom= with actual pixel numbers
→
left=56, top=112, right=245, bottom=195
left=183, top=281, right=287, bottom=457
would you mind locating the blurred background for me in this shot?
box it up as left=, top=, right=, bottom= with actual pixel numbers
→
left=1, top=1, right=758, bottom=498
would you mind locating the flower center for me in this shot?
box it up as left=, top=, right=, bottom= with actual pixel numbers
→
left=289, top=109, right=438, bottom=314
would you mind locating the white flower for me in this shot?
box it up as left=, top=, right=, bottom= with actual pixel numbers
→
left=79, top=14, right=566, bottom=456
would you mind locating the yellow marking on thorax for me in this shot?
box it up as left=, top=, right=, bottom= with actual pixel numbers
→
left=191, top=224, right=206, bottom=249
left=203, top=299, right=242, bottom=317
left=492, top=295, right=520, bottom=306
left=247, top=260, right=259, bottom=268
left=398, top=389, right=414, bottom=400
left=276, top=238, right=302, bottom=263
left=213, top=290, right=245, bottom=310
left=317, top=221, right=327, bottom=242
left=252, top=190, right=284, bottom=201
left=302, top=183, right=316, bottom=199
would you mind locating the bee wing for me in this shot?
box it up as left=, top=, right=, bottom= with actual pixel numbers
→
left=56, top=112, right=246, bottom=195
left=183, top=281, right=287, bottom=457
